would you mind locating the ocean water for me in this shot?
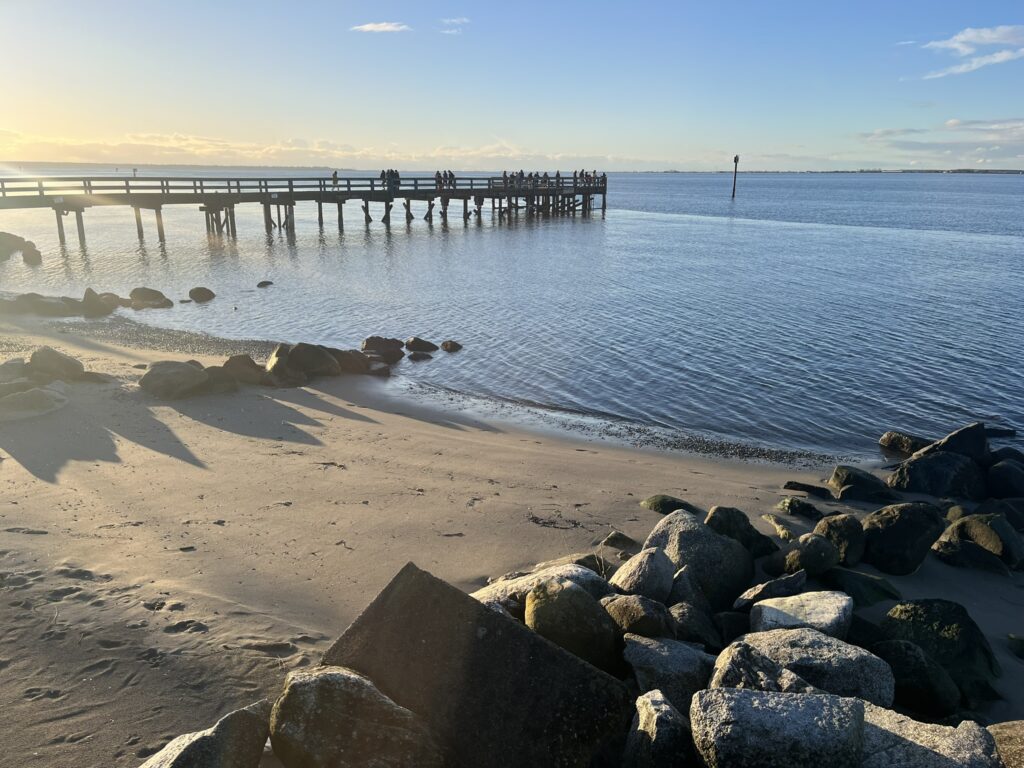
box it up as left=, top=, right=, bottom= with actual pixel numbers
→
left=1, top=168, right=1022, bottom=460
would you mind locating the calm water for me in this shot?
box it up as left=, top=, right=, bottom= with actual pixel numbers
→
left=1, top=168, right=1022, bottom=459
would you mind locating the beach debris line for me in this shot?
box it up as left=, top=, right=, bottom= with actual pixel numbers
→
left=138, top=424, right=1023, bottom=765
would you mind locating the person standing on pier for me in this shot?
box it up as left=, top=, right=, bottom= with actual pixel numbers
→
left=435, top=170, right=443, bottom=189
left=331, top=170, right=338, bottom=188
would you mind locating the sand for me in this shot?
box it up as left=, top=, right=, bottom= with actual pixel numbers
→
left=0, top=315, right=1021, bottom=767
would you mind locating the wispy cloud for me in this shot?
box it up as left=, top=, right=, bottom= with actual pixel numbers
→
left=441, top=28, right=462, bottom=35
left=919, top=25, right=1024, bottom=78
left=441, top=17, right=470, bottom=25
left=857, top=127, right=928, bottom=141
left=350, top=21, right=411, bottom=33
left=896, top=40, right=917, bottom=46
left=854, top=116, right=1024, bottom=167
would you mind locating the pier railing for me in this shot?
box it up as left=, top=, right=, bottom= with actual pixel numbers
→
left=0, top=174, right=607, bottom=198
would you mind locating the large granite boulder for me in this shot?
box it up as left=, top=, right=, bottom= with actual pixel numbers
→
left=709, top=640, right=818, bottom=694
left=80, top=287, right=115, bottom=318
left=270, top=666, right=443, bottom=768
left=733, top=571, right=807, bottom=611
left=861, top=503, right=945, bottom=575
left=742, top=627, right=895, bottom=706
left=361, top=336, right=405, bottom=364
left=602, top=594, right=674, bottom=639
left=879, top=430, right=931, bottom=456
left=139, top=361, right=210, bottom=400
left=913, top=422, right=990, bottom=463
left=188, top=286, right=215, bottom=303
left=140, top=699, right=270, bottom=768
left=471, top=563, right=613, bottom=620
left=325, top=348, right=373, bottom=375
left=932, top=537, right=1012, bottom=575
left=813, top=514, right=865, bottom=566
left=870, top=640, right=961, bottom=717
left=644, top=511, right=753, bottom=609
left=323, top=563, right=632, bottom=767
left=862, top=702, right=1002, bottom=768
left=525, top=579, right=619, bottom=671
left=405, top=336, right=440, bottom=352
left=827, top=465, right=896, bottom=502
left=623, top=634, right=715, bottom=713
left=666, top=565, right=712, bottom=616
left=988, top=721, right=1024, bottom=768
left=975, top=498, right=1024, bottom=532
left=690, top=689, right=864, bottom=768
left=286, top=342, right=343, bottom=377
left=783, top=533, right=840, bottom=576
left=989, top=460, right=1024, bottom=499
left=130, top=286, right=173, bottom=309
left=223, top=354, right=269, bottom=385
left=750, top=591, right=853, bottom=639
left=934, top=513, right=1024, bottom=570
left=668, top=601, right=722, bottom=649
left=887, top=451, right=987, bottom=500
left=265, top=344, right=307, bottom=386
left=704, top=506, right=777, bottom=557
left=879, top=599, right=1001, bottom=706
left=622, top=690, right=695, bottom=768
left=27, top=346, right=85, bottom=381
left=609, top=547, right=674, bottom=602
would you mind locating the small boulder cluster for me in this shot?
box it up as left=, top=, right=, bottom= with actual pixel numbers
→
left=139, top=336, right=463, bottom=400
left=0, top=346, right=108, bottom=422
left=142, top=472, right=1022, bottom=767
left=0, top=285, right=217, bottom=318
left=0, top=231, right=41, bottom=265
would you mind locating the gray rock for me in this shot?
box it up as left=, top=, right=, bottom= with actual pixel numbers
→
left=879, top=599, right=1000, bottom=707
left=666, top=565, right=713, bottom=617
left=256, top=280, right=273, bottom=288
left=704, top=506, right=778, bottom=557
left=750, top=591, right=854, bottom=639
left=194, top=365, right=239, bottom=395
left=975, top=498, right=1024, bottom=532
left=324, top=348, right=373, bottom=375
left=270, top=667, right=443, bottom=768
left=818, top=567, right=901, bottom=608
left=862, top=702, right=1001, bottom=768
left=813, top=513, right=865, bottom=566
left=783, top=480, right=834, bottom=499
left=827, top=465, right=895, bottom=502
left=81, top=287, right=115, bottom=318
left=408, top=350, right=433, bottom=361
left=440, top=340, right=463, bottom=353
left=709, top=640, right=818, bottom=694
left=887, top=451, right=987, bottom=500
left=27, top=346, right=84, bottom=381
left=264, top=344, right=307, bottom=387
left=471, top=563, right=613, bottom=620
left=609, top=547, right=674, bottom=602
left=988, top=721, right=1024, bottom=768
left=130, top=286, right=173, bottom=309
left=622, top=690, right=694, bottom=768
left=714, top=611, right=750, bottom=645
left=879, top=430, right=931, bottom=456
left=913, top=422, right=990, bottom=463
left=223, top=354, right=268, bottom=385
left=405, top=336, right=440, bottom=352
left=669, top=601, right=722, bottom=649
left=640, top=494, right=702, bottom=515
left=188, top=286, right=216, bottom=303
left=989, top=460, right=1024, bottom=499
left=870, top=640, right=961, bottom=717
left=742, top=627, right=895, bottom=706
left=287, top=342, right=343, bottom=377
left=776, top=496, right=826, bottom=522
left=598, top=529, right=641, bottom=553
left=690, top=688, right=865, bottom=768
left=623, top=634, right=715, bottom=712
left=932, top=537, right=1012, bottom=576
left=784, top=533, right=840, bottom=576
left=934, top=513, right=1024, bottom=569
left=533, top=552, right=617, bottom=579
left=324, top=563, right=632, bottom=767
left=862, top=502, right=946, bottom=575
left=602, top=594, right=674, bottom=639
left=733, top=570, right=807, bottom=611
left=526, top=578, right=619, bottom=672
left=141, top=700, right=269, bottom=768
left=644, top=511, right=753, bottom=609
left=139, top=361, right=210, bottom=400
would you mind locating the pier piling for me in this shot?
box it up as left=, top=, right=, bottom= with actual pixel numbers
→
left=133, top=206, right=144, bottom=239
left=74, top=210, right=85, bottom=246
left=54, top=209, right=66, bottom=245
left=155, top=208, right=165, bottom=242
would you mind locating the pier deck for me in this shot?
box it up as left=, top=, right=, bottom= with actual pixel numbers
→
left=0, top=174, right=608, bottom=245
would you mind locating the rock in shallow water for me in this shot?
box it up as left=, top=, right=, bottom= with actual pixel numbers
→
left=141, top=699, right=270, bottom=768
left=270, top=667, right=444, bottom=768
left=690, top=688, right=865, bottom=768
left=879, top=430, right=931, bottom=456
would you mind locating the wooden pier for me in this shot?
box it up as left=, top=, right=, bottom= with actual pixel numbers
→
left=0, top=174, right=608, bottom=246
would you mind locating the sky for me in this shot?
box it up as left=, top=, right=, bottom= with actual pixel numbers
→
left=0, top=0, right=1022, bottom=171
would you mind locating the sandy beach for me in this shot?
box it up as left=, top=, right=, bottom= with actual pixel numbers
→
left=1, top=315, right=1022, bottom=766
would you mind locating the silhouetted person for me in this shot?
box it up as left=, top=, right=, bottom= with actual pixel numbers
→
left=332, top=170, right=338, bottom=188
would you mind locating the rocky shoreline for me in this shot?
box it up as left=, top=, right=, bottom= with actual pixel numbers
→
left=128, top=421, right=1023, bottom=767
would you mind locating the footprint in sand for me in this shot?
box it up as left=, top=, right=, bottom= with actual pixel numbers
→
left=239, top=640, right=298, bottom=657
left=23, top=687, right=64, bottom=701
left=97, top=638, right=126, bottom=649
left=163, top=619, right=208, bottom=634
left=3, top=527, right=48, bottom=535
left=45, top=586, right=81, bottom=602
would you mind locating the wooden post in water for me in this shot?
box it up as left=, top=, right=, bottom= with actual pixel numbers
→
left=404, top=198, right=414, bottom=223
left=337, top=201, right=345, bottom=231
left=732, top=154, right=739, bottom=199
left=133, top=207, right=144, bottom=239
left=54, top=209, right=66, bottom=245
left=263, top=204, right=273, bottom=233
left=382, top=201, right=392, bottom=226
left=462, top=197, right=469, bottom=222
left=74, top=210, right=86, bottom=246
left=424, top=198, right=435, bottom=222
left=362, top=200, right=372, bottom=225
left=317, top=199, right=324, bottom=228
left=155, top=208, right=165, bottom=242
